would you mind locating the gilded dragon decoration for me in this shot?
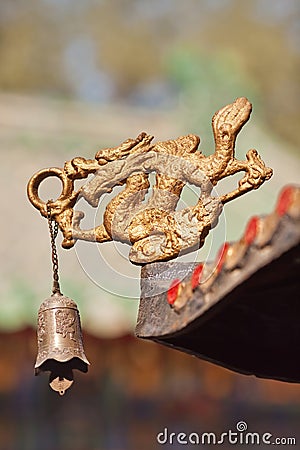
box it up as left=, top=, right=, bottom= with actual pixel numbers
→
left=27, top=97, right=273, bottom=264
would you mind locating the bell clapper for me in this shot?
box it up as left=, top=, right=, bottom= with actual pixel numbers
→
left=49, top=376, right=74, bottom=396
left=48, top=361, right=75, bottom=395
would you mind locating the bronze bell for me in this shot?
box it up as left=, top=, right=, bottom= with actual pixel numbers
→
left=35, top=291, right=89, bottom=395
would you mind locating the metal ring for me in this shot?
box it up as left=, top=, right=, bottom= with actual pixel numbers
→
left=27, top=167, right=73, bottom=215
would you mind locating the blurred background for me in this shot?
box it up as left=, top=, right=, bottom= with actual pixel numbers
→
left=0, top=0, right=299, bottom=449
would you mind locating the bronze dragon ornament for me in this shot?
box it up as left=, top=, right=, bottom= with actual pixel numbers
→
left=27, top=97, right=273, bottom=264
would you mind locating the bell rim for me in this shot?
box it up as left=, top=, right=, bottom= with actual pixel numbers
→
left=35, top=354, right=90, bottom=369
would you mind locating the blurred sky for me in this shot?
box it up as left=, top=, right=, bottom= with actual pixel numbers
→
left=0, top=0, right=299, bottom=333
left=0, top=0, right=299, bottom=132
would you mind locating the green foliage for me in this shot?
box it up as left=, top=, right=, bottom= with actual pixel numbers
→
left=1, top=0, right=297, bottom=146
left=166, top=48, right=258, bottom=143
left=0, top=278, right=38, bottom=329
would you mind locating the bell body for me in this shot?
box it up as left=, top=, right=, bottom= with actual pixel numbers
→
left=35, top=292, right=89, bottom=376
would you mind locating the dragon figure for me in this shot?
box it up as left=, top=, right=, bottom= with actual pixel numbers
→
left=27, top=97, right=273, bottom=264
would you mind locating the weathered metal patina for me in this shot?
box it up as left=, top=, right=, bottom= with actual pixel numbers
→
left=28, top=97, right=285, bottom=388
left=136, top=186, right=300, bottom=383
left=28, top=97, right=272, bottom=264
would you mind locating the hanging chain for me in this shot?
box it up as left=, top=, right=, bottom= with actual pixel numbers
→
left=46, top=201, right=61, bottom=294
